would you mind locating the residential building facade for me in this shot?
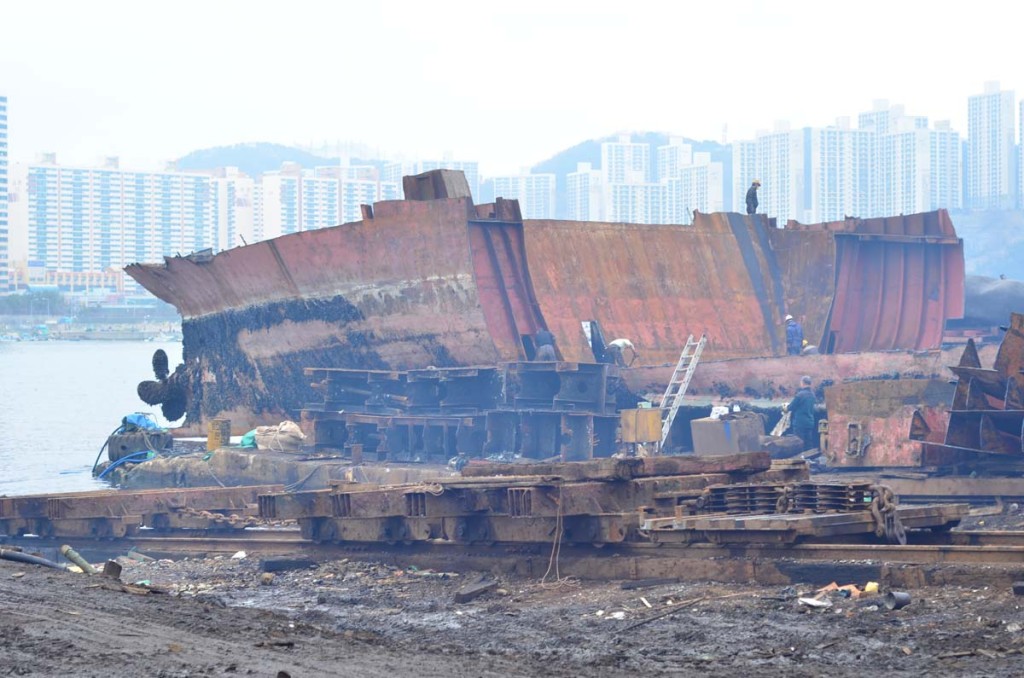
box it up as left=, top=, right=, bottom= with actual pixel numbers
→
left=567, top=162, right=604, bottom=221
left=491, top=173, right=557, bottom=219
left=967, top=81, right=1016, bottom=209
left=17, top=156, right=213, bottom=292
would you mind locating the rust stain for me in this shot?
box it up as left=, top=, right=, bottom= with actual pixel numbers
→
left=779, top=210, right=964, bottom=353
left=523, top=212, right=786, bottom=364
left=124, top=171, right=968, bottom=427
left=823, top=380, right=955, bottom=468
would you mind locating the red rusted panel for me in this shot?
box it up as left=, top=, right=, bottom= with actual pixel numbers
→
left=623, top=343, right=996, bottom=401
left=522, top=212, right=787, bottom=364
left=123, top=170, right=967, bottom=428
left=466, top=221, right=545, bottom=361
left=823, top=380, right=954, bottom=468
left=767, top=228, right=836, bottom=351
left=819, top=211, right=964, bottom=353
left=127, top=198, right=504, bottom=369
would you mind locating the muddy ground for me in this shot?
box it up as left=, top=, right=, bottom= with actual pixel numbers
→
left=3, top=550, right=1024, bottom=677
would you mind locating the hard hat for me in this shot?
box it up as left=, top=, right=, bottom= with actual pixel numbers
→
left=753, top=179, right=761, bottom=186
left=785, top=314, right=794, bottom=321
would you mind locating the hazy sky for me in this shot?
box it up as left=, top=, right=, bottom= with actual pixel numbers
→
left=2, top=0, right=1021, bottom=175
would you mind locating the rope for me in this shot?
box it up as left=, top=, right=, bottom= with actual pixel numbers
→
left=412, top=482, right=446, bottom=497
left=285, top=466, right=324, bottom=493
left=540, top=483, right=577, bottom=589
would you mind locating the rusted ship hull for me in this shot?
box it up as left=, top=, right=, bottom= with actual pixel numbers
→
left=126, top=172, right=964, bottom=430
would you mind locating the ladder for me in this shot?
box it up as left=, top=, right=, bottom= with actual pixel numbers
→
left=660, top=333, right=707, bottom=447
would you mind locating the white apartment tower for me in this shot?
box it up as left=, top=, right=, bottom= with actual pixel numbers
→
left=878, top=120, right=961, bottom=216
left=664, top=152, right=724, bottom=224
left=566, top=163, right=604, bottom=221
left=967, top=81, right=1016, bottom=209
left=604, top=183, right=666, bottom=224
left=211, top=167, right=257, bottom=251
left=259, top=168, right=301, bottom=239
left=808, top=120, right=873, bottom=222
left=752, top=124, right=810, bottom=224
left=491, top=173, right=557, bottom=219
left=601, top=136, right=650, bottom=184
left=732, top=140, right=758, bottom=213
left=656, top=137, right=693, bottom=183
left=18, top=156, right=213, bottom=291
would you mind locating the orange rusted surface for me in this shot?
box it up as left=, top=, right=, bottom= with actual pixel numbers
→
left=823, top=380, right=954, bottom=468
left=777, top=210, right=964, bottom=353
left=124, top=171, right=967, bottom=427
left=523, top=212, right=786, bottom=364
left=623, top=344, right=998, bottom=402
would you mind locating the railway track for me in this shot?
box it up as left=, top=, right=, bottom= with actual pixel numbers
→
left=6, top=528, right=1024, bottom=589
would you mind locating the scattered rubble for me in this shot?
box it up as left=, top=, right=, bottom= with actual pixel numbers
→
left=5, top=553, right=1024, bottom=676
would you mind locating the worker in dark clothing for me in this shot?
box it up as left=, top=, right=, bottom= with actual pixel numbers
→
left=787, top=375, right=817, bottom=451
left=534, top=328, right=556, bottom=361
left=745, top=179, right=760, bottom=215
left=785, top=314, right=803, bottom=356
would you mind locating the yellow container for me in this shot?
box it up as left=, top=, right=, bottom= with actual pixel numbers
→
left=620, top=408, right=663, bottom=444
left=207, top=418, right=231, bottom=451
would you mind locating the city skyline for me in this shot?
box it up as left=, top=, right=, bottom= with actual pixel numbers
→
left=2, top=1, right=1023, bottom=176
left=6, top=76, right=1024, bottom=296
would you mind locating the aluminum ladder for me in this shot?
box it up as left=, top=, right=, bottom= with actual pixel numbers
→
left=660, top=333, right=707, bottom=447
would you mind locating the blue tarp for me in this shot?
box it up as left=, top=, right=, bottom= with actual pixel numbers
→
left=123, top=413, right=162, bottom=431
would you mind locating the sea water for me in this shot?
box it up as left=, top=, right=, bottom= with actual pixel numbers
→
left=0, top=340, right=183, bottom=495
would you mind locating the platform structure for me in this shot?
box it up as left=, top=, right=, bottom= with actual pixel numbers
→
left=301, top=362, right=627, bottom=463
left=0, top=485, right=280, bottom=539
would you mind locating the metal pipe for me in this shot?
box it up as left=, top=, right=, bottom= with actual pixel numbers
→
left=0, top=548, right=66, bottom=570
left=60, top=545, right=98, bottom=575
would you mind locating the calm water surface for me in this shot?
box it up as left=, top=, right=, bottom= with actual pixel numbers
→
left=0, top=340, right=183, bottom=495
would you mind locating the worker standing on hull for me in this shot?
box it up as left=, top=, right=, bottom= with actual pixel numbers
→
left=745, top=179, right=761, bottom=215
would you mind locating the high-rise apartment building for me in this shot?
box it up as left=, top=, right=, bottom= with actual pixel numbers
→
left=315, top=164, right=400, bottom=224
left=567, top=163, right=604, bottom=221
left=877, top=120, right=961, bottom=216
left=491, top=173, right=557, bottom=219
left=731, top=140, right=758, bottom=213
left=967, top=81, right=1016, bottom=209
left=259, top=168, right=300, bottom=239
left=300, top=168, right=340, bottom=232
left=858, top=100, right=927, bottom=136
left=210, top=167, right=257, bottom=251
left=601, top=136, right=650, bottom=184
left=808, top=121, right=873, bottom=222
left=605, top=183, right=665, bottom=224
left=17, top=156, right=212, bottom=291
left=664, top=153, right=724, bottom=224
left=656, top=137, right=693, bottom=183
left=750, top=125, right=810, bottom=224
left=0, top=95, right=8, bottom=291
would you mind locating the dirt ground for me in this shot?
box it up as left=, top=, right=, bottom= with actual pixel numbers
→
left=3, top=550, right=1024, bottom=678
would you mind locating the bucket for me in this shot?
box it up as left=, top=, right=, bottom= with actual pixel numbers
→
left=207, top=418, right=231, bottom=451
left=884, top=591, right=912, bottom=610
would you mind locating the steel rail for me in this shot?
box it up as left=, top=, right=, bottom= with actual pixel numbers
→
left=7, top=529, right=1024, bottom=567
